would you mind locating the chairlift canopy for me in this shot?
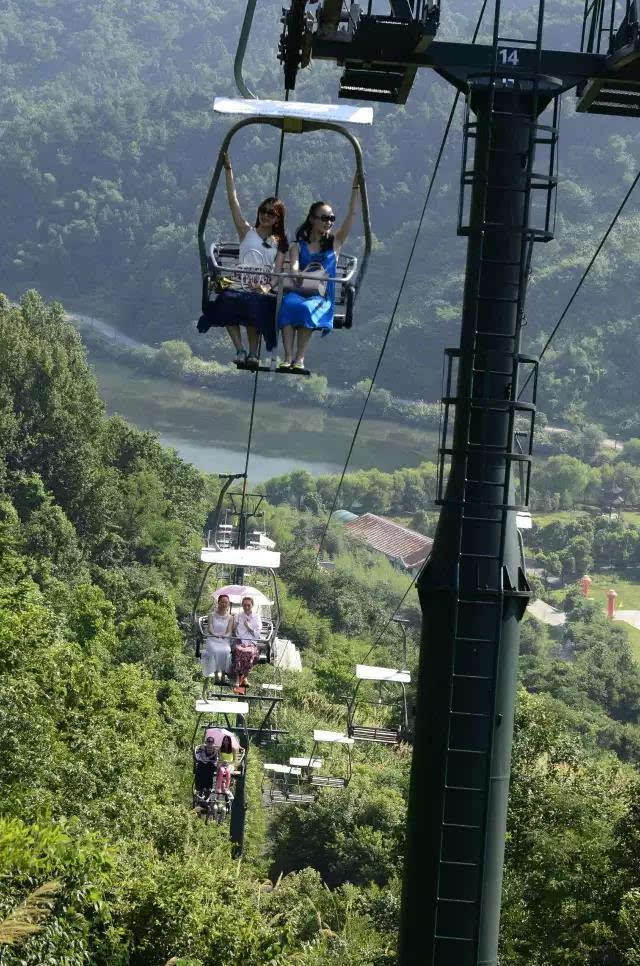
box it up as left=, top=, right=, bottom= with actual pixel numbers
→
left=516, top=511, right=533, bottom=530
left=289, top=757, right=324, bottom=769
left=355, top=664, right=411, bottom=684
left=201, top=547, right=280, bottom=569
left=196, top=699, right=250, bottom=715
left=264, top=763, right=302, bottom=775
left=214, top=97, right=373, bottom=126
left=313, top=729, right=354, bottom=745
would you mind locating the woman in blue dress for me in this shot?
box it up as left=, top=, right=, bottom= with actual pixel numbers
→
left=277, top=177, right=360, bottom=372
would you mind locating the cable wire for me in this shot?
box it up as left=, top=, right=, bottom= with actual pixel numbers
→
left=519, top=165, right=640, bottom=399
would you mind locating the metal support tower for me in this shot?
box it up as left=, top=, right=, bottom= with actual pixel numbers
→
left=273, top=0, right=640, bottom=960
left=230, top=730, right=249, bottom=858
left=399, top=5, right=559, bottom=960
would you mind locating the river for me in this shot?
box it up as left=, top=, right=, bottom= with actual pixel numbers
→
left=90, top=357, right=439, bottom=481
left=70, top=312, right=439, bottom=481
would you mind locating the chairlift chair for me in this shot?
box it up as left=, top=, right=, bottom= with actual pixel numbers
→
left=193, top=520, right=282, bottom=687
left=306, top=729, right=354, bottom=788
left=262, top=762, right=303, bottom=805
left=347, top=664, right=411, bottom=745
left=192, top=721, right=246, bottom=824
left=286, top=755, right=323, bottom=803
left=198, top=97, right=373, bottom=373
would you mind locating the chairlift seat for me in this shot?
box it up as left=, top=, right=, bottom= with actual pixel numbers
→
left=310, top=775, right=347, bottom=788
left=261, top=683, right=284, bottom=692
left=349, top=724, right=402, bottom=745
left=200, top=546, right=280, bottom=570
left=287, top=792, right=317, bottom=803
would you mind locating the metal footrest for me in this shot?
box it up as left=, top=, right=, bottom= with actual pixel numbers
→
left=349, top=724, right=401, bottom=745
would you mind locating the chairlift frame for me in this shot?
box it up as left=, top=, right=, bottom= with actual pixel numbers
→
left=192, top=714, right=248, bottom=824
left=346, top=664, right=411, bottom=745
left=193, top=486, right=282, bottom=676
left=306, top=729, right=354, bottom=788
left=198, top=105, right=372, bottom=345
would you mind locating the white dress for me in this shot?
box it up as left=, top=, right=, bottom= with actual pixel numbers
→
left=202, top=611, right=233, bottom=677
left=239, top=228, right=278, bottom=270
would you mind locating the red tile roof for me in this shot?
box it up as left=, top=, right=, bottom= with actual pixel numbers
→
left=344, top=514, right=432, bottom=570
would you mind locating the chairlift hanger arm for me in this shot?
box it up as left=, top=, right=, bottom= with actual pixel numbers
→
left=235, top=0, right=257, bottom=99
left=198, top=115, right=371, bottom=296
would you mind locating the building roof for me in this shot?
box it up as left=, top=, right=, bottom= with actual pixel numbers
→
left=344, top=513, right=432, bottom=570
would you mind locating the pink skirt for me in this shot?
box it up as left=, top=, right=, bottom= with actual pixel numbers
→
left=231, top=640, right=259, bottom=678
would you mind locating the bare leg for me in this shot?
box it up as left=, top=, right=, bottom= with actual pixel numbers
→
left=282, top=326, right=295, bottom=364
left=226, top=324, right=244, bottom=353
left=294, top=328, right=313, bottom=367
left=247, top=325, right=260, bottom=357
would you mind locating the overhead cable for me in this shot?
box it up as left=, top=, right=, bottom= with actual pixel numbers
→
left=519, top=165, right=640, bottom=399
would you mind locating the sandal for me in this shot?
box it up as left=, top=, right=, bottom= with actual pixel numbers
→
left=234, top=349, right=248, bottom=364
left=246, top=355, right=259, bottom=369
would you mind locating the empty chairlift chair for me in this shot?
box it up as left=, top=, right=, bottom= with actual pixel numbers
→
left=286, top=755, right=324, bottom=803
left=347, top=664, right=411, bottom=745
left=307, top=730, right=354, bottom=789
left=263, top=763, right=302, bottom=804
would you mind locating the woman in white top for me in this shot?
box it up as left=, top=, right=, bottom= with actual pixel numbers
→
left=197, top=151, right=289, bottom=366
left=202, top=593, right=234, bottom=681
left=231, top=595, right=263, bottom=693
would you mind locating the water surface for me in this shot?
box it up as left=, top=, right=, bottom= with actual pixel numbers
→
left=90, top=357, right=438, bottom=481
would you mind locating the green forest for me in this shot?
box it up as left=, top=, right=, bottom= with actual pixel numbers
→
left=2, top=294, right=640, bottom=963
left=2, top=0, right=640, bottom=430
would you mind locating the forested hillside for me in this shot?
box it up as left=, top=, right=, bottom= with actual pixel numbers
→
left=3, top=294, right=640, bottom=963
left=2, top=0, right=640, bottom=429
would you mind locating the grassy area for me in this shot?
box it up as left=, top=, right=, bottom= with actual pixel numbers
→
left=621, top=622, right=640, bottom=664
left=587, top=572, right=640, bottom=612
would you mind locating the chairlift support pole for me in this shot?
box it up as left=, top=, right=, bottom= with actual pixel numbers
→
left=230, top=727, right=249, bottom=858
left=269, top=0, right=640, bottom=956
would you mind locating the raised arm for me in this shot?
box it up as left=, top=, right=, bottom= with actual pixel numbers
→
left=334, top=175, right=360, bottom=249
left=223, top=152, right=251, bottom=240
left=288, top=242, right=300, bottom=274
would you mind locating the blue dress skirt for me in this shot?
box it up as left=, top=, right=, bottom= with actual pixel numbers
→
left=277, top=241, right=336, bottom=333
left=198, top=289, right=278, bottom=351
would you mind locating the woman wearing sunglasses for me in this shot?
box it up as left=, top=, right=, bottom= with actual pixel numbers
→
left=198, top=151, right=289, bottom=366
left=277, top=178, right=360, bottom=372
